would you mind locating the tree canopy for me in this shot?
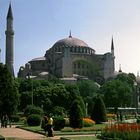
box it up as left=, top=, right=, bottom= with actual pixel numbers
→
left=101, top=79, right=132, bottom=108
left=0, top=64, right=19, bottom=116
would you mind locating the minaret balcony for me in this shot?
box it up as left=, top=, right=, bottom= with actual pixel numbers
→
left=5, top=30, right=14, bottom=35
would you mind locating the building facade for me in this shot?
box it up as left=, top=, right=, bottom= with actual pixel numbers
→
left=18, top=34, right=115, bottom=83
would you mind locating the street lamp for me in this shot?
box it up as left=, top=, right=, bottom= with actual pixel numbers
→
left=134, top=82, right=139, bottom=114
left=31, top=75, right=33, bottom=106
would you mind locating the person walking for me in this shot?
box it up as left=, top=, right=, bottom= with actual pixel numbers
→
left=43, top=116, right=48, bottom=136
left=47, top=115, right=54, bottom=137
left=3, top=114, right=8, bottom=128
left=1, top=115, right=4, bottom=128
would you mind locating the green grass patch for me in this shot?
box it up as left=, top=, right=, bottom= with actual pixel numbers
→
left=61, top=124, right=107, bottom=132
left=18, top=123, right=107, bottom=137
left=0, top=135, right=5, bottom=140
left=62, top=136, right=99, bottom=140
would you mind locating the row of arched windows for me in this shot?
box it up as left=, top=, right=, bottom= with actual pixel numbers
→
left=52, top=45, right=95, bottom=54
left=73, top=63, right=89, bottom=69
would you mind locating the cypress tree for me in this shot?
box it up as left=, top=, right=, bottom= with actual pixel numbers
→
left=0, top=64, right=19, bottom=116
left=69, top=99, right=83, bottom=128
left=91, top=96, right=107, bottom=124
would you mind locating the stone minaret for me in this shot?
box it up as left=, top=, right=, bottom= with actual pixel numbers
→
left=0, top=47, right=1, bottom=63
left=111, top=36, right=114, bottom=58
left=5, top=4, right=14, bottom=76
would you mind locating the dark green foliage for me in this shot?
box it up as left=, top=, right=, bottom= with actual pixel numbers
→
left=0, top=135, right=5, bottom=140
left=41, top=118, right=45, bottom=130
left=76, top=96, right=86, bottom=117
left=0, top=64, right=19, bottom=116
left=50, top=83, right=69, bottom=109
left=53, top=116, right=65, bottom=130
left=11, top=115, right=20, bottom=122
left=77, top=80, right=100, bottom=115
left=91, top=96, right=107, bottom=123
left=19, top=91, right=32, bottom=111
left=77, top=80, right=99, bottom=98
left=69, top=100, right=83, bottom=128
left=52, top=106, right=66, bottom=116
left=101, top=79, right=132, bottom=108
left=116, top=73, right=136, bottom=88
left=24, top=105, right=44, bottom=117
left=27, top=114, right=41, bottom=126
left=83, top=120, right=94, bottom=127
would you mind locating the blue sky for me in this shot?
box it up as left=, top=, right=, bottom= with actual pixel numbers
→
left=0, top=0, right=140, bottom=76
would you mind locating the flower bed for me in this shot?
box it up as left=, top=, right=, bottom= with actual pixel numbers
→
left=100, top=123, right=140, bottom=140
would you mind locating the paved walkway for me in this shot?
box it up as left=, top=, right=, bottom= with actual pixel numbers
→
left=0, top=125, right=96, bottom=140
left=0, top=126, right=59, bottom=140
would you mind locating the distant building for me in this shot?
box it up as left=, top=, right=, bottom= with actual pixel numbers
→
left=18, top=32, right=115, bottom=83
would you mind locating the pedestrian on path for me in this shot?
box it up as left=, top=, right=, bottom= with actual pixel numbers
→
left=47, top=114, right=54, bottom=137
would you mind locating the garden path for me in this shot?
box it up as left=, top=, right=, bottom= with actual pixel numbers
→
left=0, top=124, right=96, bottom=140
left=0, top=125, right=59, bottom=140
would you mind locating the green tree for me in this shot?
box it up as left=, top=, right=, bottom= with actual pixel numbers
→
left=76, top=96, right=86, bottom=117
left=77, top=80, right=99, bottom=98
left=101, top=79, right=132, bottom=108
left=77, top=80, right=100, bottom=115
left=0, top=64, right=19, bottom=116
left=116, top=73, right=136, bottom=88
left=91, top=96, right=107, bottom=123
left=69, top=100, right=83, bottom=128
left=50, top=83, right=69, bottom=108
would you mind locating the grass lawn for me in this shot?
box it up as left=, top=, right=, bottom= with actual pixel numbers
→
left=67, top=137, right=98, bottom=140
left=18, top=124, right=107, bottom=137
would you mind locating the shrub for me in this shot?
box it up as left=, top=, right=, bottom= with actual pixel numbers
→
left=137, top=119, right=140, bottom=123
left=64, top=117, right=70, bottom=127
left=24, top=105, right=44, bottom=117
left=83, top=118, right=95, bottom=127
left=53, top=116, right=65, bottom=130
left=11, top=115, right=20, bottom=122
left=52, top=106, right=66, bottom=116
left=27, top=114, right=41, bottom=126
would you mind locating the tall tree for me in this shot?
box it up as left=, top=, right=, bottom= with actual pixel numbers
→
left=91, top=96, right=107, bottom=124
left=0, top=64, right=19, bottom=116
left=69, top=100, right=83, bottom=128
left=116, top=73, right=136, bottom=88
left=101, top=79, right=132, bottom=108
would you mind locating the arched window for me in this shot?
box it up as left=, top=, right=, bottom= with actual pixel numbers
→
left=78, top=62, right=80, bottom=68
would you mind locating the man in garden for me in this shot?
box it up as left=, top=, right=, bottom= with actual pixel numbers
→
left=47, top=114, right=54, bottom=137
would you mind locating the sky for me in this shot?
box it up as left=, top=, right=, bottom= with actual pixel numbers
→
left=0, top=0, right=140, bottom=77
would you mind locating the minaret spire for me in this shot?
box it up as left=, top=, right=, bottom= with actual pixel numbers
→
left=5, top=3, right=14, bottom=76
left=0, top=46, right=1, bottom=63
left=111, top=36, right=114, bottom=58
left=119, top=64, right=122, bottom=73
left=69, top=30, right=72, bottom=38
left=111, top=36, right=114, bottom=50
left=7, top=3, right=13, bottom=20
left=137, top=71, right=139, bottom=77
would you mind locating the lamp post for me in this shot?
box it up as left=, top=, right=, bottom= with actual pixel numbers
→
left=134, top=82, right=139, bottom=114
left=31, top=76, right=33, bottom=106
left=27, top=72, right=34, bottom=106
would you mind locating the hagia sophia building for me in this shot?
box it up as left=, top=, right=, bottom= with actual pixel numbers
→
left=2, top=4, right=140, bottom=109
left=3, top=4, right=115, bottom=84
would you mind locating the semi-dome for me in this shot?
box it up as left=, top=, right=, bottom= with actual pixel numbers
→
left=53, top=36, right=89, bottom=47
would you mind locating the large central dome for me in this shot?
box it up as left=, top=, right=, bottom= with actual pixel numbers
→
left=53, top=36, right=89, bottom=47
